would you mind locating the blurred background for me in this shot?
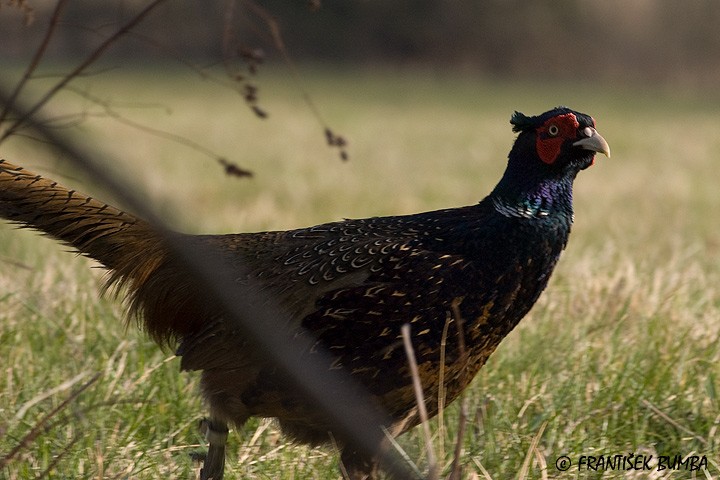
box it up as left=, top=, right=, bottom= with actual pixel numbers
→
left=4, top=1, right=720, bottom=86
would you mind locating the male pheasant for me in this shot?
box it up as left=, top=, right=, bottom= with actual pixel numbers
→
left=0, top=107, right=609, bottom=479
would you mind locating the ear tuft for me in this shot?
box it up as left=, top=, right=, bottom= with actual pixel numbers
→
left=510, top=111, right=533, bottom=133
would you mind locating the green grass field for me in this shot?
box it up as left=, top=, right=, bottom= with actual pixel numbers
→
left=1, top=67, right=719, bottom=479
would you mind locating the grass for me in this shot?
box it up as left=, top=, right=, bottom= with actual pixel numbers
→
left=1, top=66, right=719, bottom=478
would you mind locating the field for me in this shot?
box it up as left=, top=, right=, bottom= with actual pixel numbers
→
left=1, top=67, right=719, bottom=479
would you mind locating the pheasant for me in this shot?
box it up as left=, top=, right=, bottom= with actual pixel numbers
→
left=0, top=107, right=609, bottom=479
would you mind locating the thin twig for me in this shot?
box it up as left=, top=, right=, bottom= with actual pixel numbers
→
left=222, top=0, right=238, bottom=68
left=35, top=434, right=82, bottom=479
left=65, top=86, right=246, bottom=169
left=0, top=0, right=69, bottom=129
left=127, top=30, right=244, bottom=92
left=15, top=371, right=90, bottom=420
left=447, top=398, right=468, bottom=480
left=241, top=0, right=349, bottom=159
left=0, top=87, right=422, bottom=480
left=0, top=373, right=100, bottom=468
left=0, top=255, right=33, bottom=270
left=0, top=0, right=168, bottom=143
left=401, top=324, right=439, bottom=480
left=642, top=399, right=708, bottom=446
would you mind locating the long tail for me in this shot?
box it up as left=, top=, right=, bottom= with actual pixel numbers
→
left=0, top=158, right=163, bottom=273
left=0, top=159, right=178, bottom=339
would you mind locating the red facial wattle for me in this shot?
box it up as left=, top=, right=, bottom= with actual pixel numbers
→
left=535, top=113, right=580, bottom=164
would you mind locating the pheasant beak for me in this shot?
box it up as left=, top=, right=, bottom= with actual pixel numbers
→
left=573, top=127, right=611, bottom=158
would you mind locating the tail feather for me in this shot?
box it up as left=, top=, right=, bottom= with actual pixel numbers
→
left=0, top=159, right=163, bottom=269
left=0, top=159, right=174, bottom=337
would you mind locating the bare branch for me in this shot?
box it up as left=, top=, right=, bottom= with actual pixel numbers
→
left=0, top=86, right=423, bottom=480
left=0, top=373, right=100, bottom=468
left=222, top=2, right=270, bottom=119
left=64, top=86, right=251, bottom=173
left=0, top=0, right=69, bottom=128
left=0, top=0, right=168, bottom=143
left=239, top=0, right=350, bottom=160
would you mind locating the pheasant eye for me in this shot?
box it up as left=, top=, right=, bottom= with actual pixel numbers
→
left=548, top=124, right=559, bottom=136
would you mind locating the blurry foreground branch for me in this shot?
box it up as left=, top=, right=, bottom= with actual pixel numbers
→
left=0, top=86, right=423, bottom=480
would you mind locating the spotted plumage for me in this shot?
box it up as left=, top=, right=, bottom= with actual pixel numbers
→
left=0, top=107, right=610, bottom=480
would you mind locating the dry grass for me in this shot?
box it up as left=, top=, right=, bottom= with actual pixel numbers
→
left=1, top=67, right=719, bottom=478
